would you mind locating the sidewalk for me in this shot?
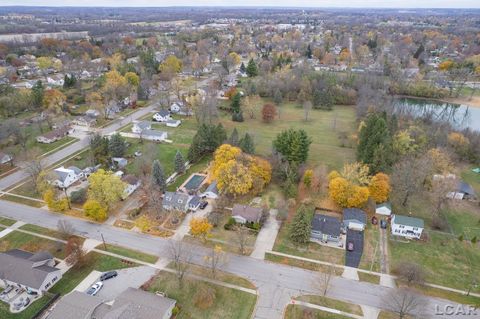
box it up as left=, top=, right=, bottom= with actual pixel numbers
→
left=289, top=300, right=363, bottom=319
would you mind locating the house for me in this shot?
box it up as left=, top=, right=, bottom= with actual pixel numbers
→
left=112, top=157, right=128, bottom=169
left=153, top=110, right=172, bottom=122
left=0, top=249, right=62, bottom=295
left=47, top=288, right=176, bottom=319
left=447, top=181, right=477, bottom=200
left=85, top=109, right=100, bottom=118
left=188, top=195, right=202, bottom=211
left=53, top=166, right=83, bottom=188
left=142, top=129, right=168, bottom=142
left=310, top=214, right=342, bottom=243
left=391, top=214, right=424, bottom=239
left=231, top=204, right=262, bottom=224
left=37, top=126, right=74, bottom=144
left=170, top=102, right=193, bottom=116
left=166, top=119, right=181, bottom=127
left=163, top=191, right=190, bottom=212
left=202, top=181, right=219, bottom=199
left=132, top=121, right=151, bottom=133
left=0, top=152, right=13, bottom=165
left=122, top=174, right=141, bottom=199
left=376, top=202, right=392, bottom=216
left=73, top=116, right=97, bottom=127
left=343, top=208, right=367, bottom=231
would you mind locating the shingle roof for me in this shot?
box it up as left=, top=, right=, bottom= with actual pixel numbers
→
left=163, top=191, right=189, bottom=211
left=205, top=181, right=219, bottom=194
left=232, top=204, right=262, bottom=223
left=156, top=109, right=170, bottom=117
left=393, top=215, right=424, bottom=228
left=343, top=208, right=367, bottom=224
left=189, top=195, right=201, bottom=207
left=458, top=181, right=476, bottom=196
left=47, top=291, right=104, bottom=319
left=311, top=214, right=341, bottom=237
left=143, top=129, right=167, bottom=137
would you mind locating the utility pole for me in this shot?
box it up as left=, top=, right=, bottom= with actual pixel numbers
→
left=101, top=233, right=107, bottom=250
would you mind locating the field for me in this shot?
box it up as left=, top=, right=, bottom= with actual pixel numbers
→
left=219, top=101, right=356, bottom=170
left=144, top=271, right=257, bottom=319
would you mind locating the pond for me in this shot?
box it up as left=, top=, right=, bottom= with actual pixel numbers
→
left=393, top=97, right=480, bottom=132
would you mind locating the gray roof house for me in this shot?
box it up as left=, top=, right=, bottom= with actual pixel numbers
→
left=163, top=191, right=190, bottom=212
left=202, top=181, right=219, bottom=199
left=343, top=208, right=367, bottom=231
left=310, top=214, right=342, bottom=243
left=132, top=121, right=151, bottom=134
left=391, top=214, right=424, bottom=239
left=47, top=288, right=176, bottom=319
left=188, top=195, right=202, bottom=211
left=231, top=204, right=262, bottom=224
left=0, top=249, right=62, bottom=294
left=141, top=129, right=168, bottom=142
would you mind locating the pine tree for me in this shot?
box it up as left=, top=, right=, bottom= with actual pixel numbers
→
left=232, top=111, right=244, bottom=122
left=239, top=62, right=246, bottom=74
left=273, top=129, right=312, bottom=165
left=108, top=133, right=126, bottom=158
left=289, top=205, right=311, bottom=245
left=246, top=59, right=258, bottom=77
left=239, top=133, right=255, bottom=154
left=31, top=80, right=44, bottom=108
left=152, top=160, right=166, bottom=192
left=231, top=93, right=241, bottom=113
left=273, top=89, right=283, bottom=105
left=175, top=150, right=186, bottom=174
left=229, top=128, right=239, bottom=146
left=306, top=44, right=313, bottom=59
left=187, top=124, right=227, bottom=162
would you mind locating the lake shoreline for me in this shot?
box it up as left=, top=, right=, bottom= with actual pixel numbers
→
left=395, top=94, right=480, bottom=109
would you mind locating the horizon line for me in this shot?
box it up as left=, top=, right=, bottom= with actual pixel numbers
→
left=0, top=5, right=479, bottom=9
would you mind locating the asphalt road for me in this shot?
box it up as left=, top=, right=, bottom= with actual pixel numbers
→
left=0, top=200, right=475, bottom=319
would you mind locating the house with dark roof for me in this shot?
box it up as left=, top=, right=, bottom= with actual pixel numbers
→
left=132, top=121, right=151, bottom=134
left=310, top=214, right=342, bottom=243
left=447, top=181, right=477, bottom=200
left=231, top=204, right=262, bottom=224
left=188, top=195, right=202, bottom=211
left=0, top=249, right=62, bottom=295
left=36, top=126, right=74, bottom=144
left=47, top=288, right=176, bottom=319
left=343, top=208, right=367, bottom=231
left=153, top=110, right=172, bottom=122
left=163, top=191, right=190, bottom=212
left=391, top=214, right=424, bottom=239
left=202, top=181, right=219, bottom=199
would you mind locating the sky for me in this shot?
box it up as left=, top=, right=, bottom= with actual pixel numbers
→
left=1, top=0, right=479, bottom=8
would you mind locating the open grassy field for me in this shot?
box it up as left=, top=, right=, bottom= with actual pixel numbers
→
left=50, top=252, right=138, bottom=295
left=219, top=101, right=356, bottom=170
left=0, top=231, right=67, bottom=259
left=95, top=243, right=158, bottom=264
left=295, top=295, right=363, bottom=316
left=284, top=305, right=353, bottom=319
left=144, top=271, right=257, bottom=319
left=389, top=231, right=480, bottom=293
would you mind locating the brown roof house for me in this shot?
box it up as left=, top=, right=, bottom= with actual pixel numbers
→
left=231, top=204, right=262, bottom=224
left=37, top=126, right=74, bottom=144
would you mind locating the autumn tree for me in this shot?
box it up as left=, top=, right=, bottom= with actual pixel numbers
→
left=87, top=169, right=126, bottom=210
left=329, top=175, right=369, bottom=208
left=204, top=245, right=227, bottom=279
left=262, top=103, right=277, bottom=123
left=101, top=70, right=128, bottom=118
left=65, top=237, right=87, bottom=267
left=289, top=205, right=312, bottom=245
left=242, top=94, right=261, bottom=119
left=159, top=55, right=183, bottom=75
left=190, top=217, right=213, bottom=242
left=43, top=89, right=66, bottom=114
left=44, top=188, right=69, bottom=212
left=369, top=173, right=391, bottom=203
left=83, top=199, right=107, bottom=221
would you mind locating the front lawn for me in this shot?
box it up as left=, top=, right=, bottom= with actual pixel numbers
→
left=0, top=217, right=16, bottom=226
left=0, top=231, right=67, bottom=259
left=295, top=295, right=363, bottom=316
left=284, top=305, right=353, bottom=319
left=95, top=243, right=158, bottom=264
left=144, top=271, right=257, bottom=319
left=18, top=224, right=85, bottom=243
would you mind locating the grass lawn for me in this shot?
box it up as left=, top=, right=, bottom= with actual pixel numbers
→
left=0, top=231, right=67, bottom=259
left=377, top=311, right=403, bottom=319
left=357, top=272, right=381, bottom=284
left=0, top=294, right=54, bottom=319
left=208, top=214, right=257, bottom=254
left=265, top=252, right=343, bottom=274
left=144, top=271, right=257, bottom=319
left=219, top=101, right=356, bottom=171
left=444, top=205, right=480, bottom=240
left=36, top=136, right=77, bottom=155
left=404, top=283, right=480, bottom=306
left=461, top=168, right=480, bottom=195
left=284, top=304, right=353, bottom=319
left=18, top=224, right=85, bottom=243
left=96, top=243, right=158, bottom=264
left=389, top=231, right=480, bottom=293
left=295, top=295, right=363, bottom=315
left=272, top=223, right=345, bottom=265
left=50, top=252, right=138, bottom=295
left=358, top=224, right=381, bottom=272
left=0, top=216, right=16, bottom=226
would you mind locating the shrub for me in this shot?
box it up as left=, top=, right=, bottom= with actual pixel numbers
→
left=224, top=217, right=237, bottom=230
left=70, top=188, right=87, bottom=204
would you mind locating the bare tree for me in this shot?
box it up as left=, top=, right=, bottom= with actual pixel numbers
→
left=204, top=245, right=228, bottom=279
left=23, top=148, right=45, bottom=190
left=384, top=288, right=426, bottom=319
left=65, top=237, right=87, bottom=267
left=168, top=240, right=192, bottom=288
left=394, top=261, right=426, bottom=286
left=303, top=101, right=312, bottom=122
left=57, top=220, right=76, bottom=239
left=317, top=264, right=335, bottom=296
left=235, top=225, right=250, bottom=255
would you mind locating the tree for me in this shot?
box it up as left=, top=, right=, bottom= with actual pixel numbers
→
left=63, top=74, right=77, bottom=89
left=303, top=101, right=312, bottom=122
left=151, top=160, right=167, bottom=192
left=329, top=177, right=370, bottom=208
left=242, top=94, right=261, bottom=119
left=239, top=62, right=246, bottom=74
left=306, top=44, right=313, bottom=59
left=43, top=89, right=66, bottom=114
left=239, top=133, right=255, bottom=154
left=31, top=80, right=44, bottom=108
left=369, top=173, right=391, bottom=203
left=24, top=149, right=44, bottom=190
left=57, top=220, right=76, bottom=239
left=108, top=133, right=126, bottom=158
left=394, top=262, right=426, bottom=286
left=204, top=245, right=227, bottom=279
left=87, top=169, right=125, bottom=210
left=318, top=264, right=335, bottom=296
left=83, top=199, right=107, bottom=221
left=89, top=134, right=109, bottom=165
left=188, top=124, right=227, bottom=162
left=273, top=129, right=312, bottom=165
left=168, top=240, right=192, bottom=288
left=246, top=58, right=258, bottom=77
left=289, top=205, right=312, bottom=245
left=65, top=237, right=87, bottom=267
left=231, top=93, right=243, bottom=122
left=124, top=72, right=140, bottom=87
left=44, top=188, right=69, bottom=212
left=174, top=150, right=186, bottom=174
left=384, top=288, right=426, bottom=319
left=159, top=55, right=183, bottom=74
left=235, top=225, right=250, bottom=255
left=190, top=217, right=212, bottom=242
left=303, top=169, right=313, bottom=188
left=262, top=103, right=277, bottom=123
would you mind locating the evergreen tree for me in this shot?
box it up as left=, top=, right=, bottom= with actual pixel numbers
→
left=108, top=133, right=127, bottom=158
left=188, top=124, right=227, bottom=162
left=31, top=80, right=44, bottom=108
left=230, top=93, right=241, bottom=113
left=175, top=150, right=186, bottom=174
left=239, top=133, right=255, bottom=154
left=229, top=128, right=239, bottom=146
left=239, top=62, right=246, bottom=74
left=63, top=74, right=76, bottom=89
left=90, top=134, right=109, bottom=165
left=306, top=44, right=313, bottom=59
left=273, top=129, right=312, bottom=165
left=232, top=111, right=244, bottom=122
left=289, top=205, right=311, bottom=245
left=273, top=89, right=283, bottom=105
left=152, top=160, right=166, bottom=192
left=246, top=58, right=258, bottom=77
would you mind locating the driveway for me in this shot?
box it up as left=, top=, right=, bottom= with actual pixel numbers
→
left=251, top=209, right=280, bottom=259
left=345, top=229, right=364, bottom=268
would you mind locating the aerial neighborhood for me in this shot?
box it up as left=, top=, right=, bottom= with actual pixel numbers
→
left=0, top=4, right=479, bottom=319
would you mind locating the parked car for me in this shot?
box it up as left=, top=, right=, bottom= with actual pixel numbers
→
left=199, top=201, right=208, bottom=209
left=380, top=220, right=388, bottom=229
left=1, top=286, right=14, bottom=295
left=100, top=271, right=118, bottom=281
left=347, top=241, right=354, bottom=251
left=23, top=297, right=30, bottom=307
left=134, top=151, right=142, bottom=157
left=86, top=282, right=103, bottom=296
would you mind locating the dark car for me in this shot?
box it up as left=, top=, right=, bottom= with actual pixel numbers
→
left=380, top=220, right=388, bottom=229
left=100, top=271, right=118, bottom=281
left=199, top=201, right=208, bottom=209
left=347, top=241, right=354, bottom=251
left=23, top=297, right=30, bottom=307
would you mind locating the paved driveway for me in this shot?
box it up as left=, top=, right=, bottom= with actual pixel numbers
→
left=345, top=229, right=364, bottom=268
left=251, top=209, right=280, bottom=259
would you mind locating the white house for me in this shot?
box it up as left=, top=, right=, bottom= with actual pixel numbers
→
left=122, top=174, right=141, bottom=199
left=153, top=110, right=172, bottom=122
left=375, top=203, right=392, bottom=216
left=132, top=121, right=151, bottom=134
left=37, top=126, right=74, bottom=144
left=166, top=119, right=181, bottom=127
left=343, top=208, right=367, bottom=231
left=0, top=152, right=13, bottom=165
left=170, top=102, right=193, bottom=116
left=53, top=166, right=83, bottom=188
left=142, top=129, right=168, bottom=142
left=202, top=181, right=219, bottom=199
left=391, top=214, right=424, bottom=239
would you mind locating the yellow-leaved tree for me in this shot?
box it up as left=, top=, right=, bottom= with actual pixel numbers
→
left=190, top=217, right=212, bottom=242
left=369, top=173, right=391, bottom=203
left=83, top=199, right=107, bottom=221
left=87, top=169, right=126, bottom=210
left=43, top=188, right=69, bottom=212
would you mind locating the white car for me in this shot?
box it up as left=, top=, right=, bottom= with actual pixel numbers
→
left=86, top=282, right=103, bottom=296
